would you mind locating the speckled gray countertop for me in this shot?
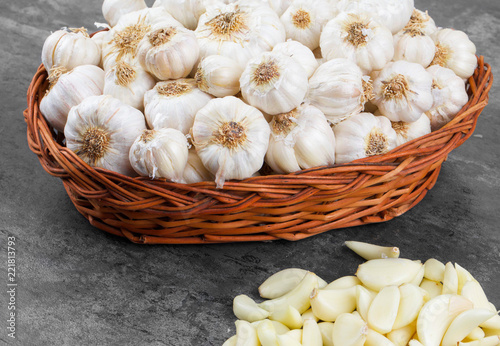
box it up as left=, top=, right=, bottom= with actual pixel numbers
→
left=1, top=0, right=499, bottom=345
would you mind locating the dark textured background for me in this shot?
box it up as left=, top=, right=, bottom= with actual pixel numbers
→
left=0, top=0, right=499, bottom=345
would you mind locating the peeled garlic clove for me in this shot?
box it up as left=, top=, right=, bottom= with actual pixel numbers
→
left=458, top=336, right=500, bottom=346
left=259, top=272, right=319, bottom=315
left=102, top=0, right=147, bottom=27
left=233, top=294, right=271, bottom=323
left=345, top=240, right=400, bottom=260
left=301, top=308, right=318, bottom=323
left=283, top=329, right=302, bottom=341
left=482, top=327, right=500, bottom=337
left=356, top=258, right=423, bottom=292
left=256, top=319, right=278, bottom=346
left=276, top=333, right=302, bottom=346
left=318, top=322, right=335, bottom=346
left=386, top=321, right=417, bottom=346
left=183, top=149, right=215, bottom=184
left=65, top=95, right=147, bottom=176
left=251, top=320, right=290, bottom=335
left=195, top=55, right=244, bottom=97
left=259, top=268, right=327, bottom=300
left=480, top=315, right=500, bottom=331
left=240, top=51, right=308, bottom=115
left=331, top=312, right=368, bottom=346
left=416, top=294, right=474, bottom=346
left=465, top=327, right=486, bottom=341
left=269, top=305, right=303, bottom=330
left=272, top=40, right=319, bottom=78
left=392, top=283, right=426, bottom=330
left=441, top=309, right=496, bottom=346
left=223, top=335, right=238, bottom=346
left=409, top=263, right=426, bottom=287
left=461, top=281, right=494, bottom=311
left=365, top=328, right=396, bottom=346
left=424, top=258, right=446, bottom=282
left=367, top=285, right=400, bottom=334
left=235, top=320, right=259, bottom=346
left=455, top=263, right=478, bottom=294
left=324, top=276, right=361, bottom=290
left=356, top=284, right=376, bottom=322
left=309, top=286, right=357, bottom=322
left=442, top=262, right=459, bottom=295
left=408, top=339, right=425, bottom=346
left=420, top=278, right=444, bottom=300
left=302, top=318, right=322, bottom=346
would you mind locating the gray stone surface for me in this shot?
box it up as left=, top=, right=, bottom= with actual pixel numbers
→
left=0, top=0, right=499, bottom=345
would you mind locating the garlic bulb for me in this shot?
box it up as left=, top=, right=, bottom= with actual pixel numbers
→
left=137, top=23, right=200, bottom=81
left=40, top=65, right=105, bottom=132
left=144, top=79, right=214, bottom=134
left=183, top=149, right=215, bottom=184
left=129, top=128, right=189, bottom=181
left=191, top=96, right=270, bottom=188
left=425, top=65, right=469, bottom=131
left=372, top=61, right=433, bottom=123
left=266, top=104, right=336, bottom=173
left=272, top=40, right=319, bottom=78
left=239, top=52, right=308, bottom=115
left=195, top=2, right=286, bottom=69
left=103, top=58, right=156, bottom=111
left=41, top=27, right=101, bottom=72
left=337, top=0, right=414, bottom=35
left=390, top=114, right=431, bottom=146
left=64, top=95, right=147, bottom=176
left=102, top=0, right=147, bottom=27
left=393, top=26, right=436, bottom=68
left=405, top=9, right=438, bottom=37
left=306, top=58, right=373, bottom=124
left=334, top=112, right=397, bottom=164
left=430, top=28, right=477, bottom=80
left=195, top=55, right=244, bottom=97
left=280, top=0, right=336, bottom=51
left=320, top=11, right=394, bottom=74
left=152, top=0, right=222, bottom=30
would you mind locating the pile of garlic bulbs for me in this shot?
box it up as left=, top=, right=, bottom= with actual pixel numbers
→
left=222, top=241, right=500, bottom=345
left=39, top=0, right=477, bottom=188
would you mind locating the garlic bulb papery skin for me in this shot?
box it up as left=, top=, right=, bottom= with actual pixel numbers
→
left=91, top=31, right=111, bottom=69
left=425, top=65, right=469, bottom=131
left=393, top=27, right=436, bottom=68
left=64, top=95, right=147, bottom=176
left=389, top=114, right=431, bottom=147
left=40, top=65, right=105, bottom=133
left=144, top=79, right=214, bottom=134
left=102, top=0, right=147, bottom=27
left=137, top=23, right=200, bottom=81
left=337, top=0, right=414, bottom=35
left=406, top=9, right=438, bottom=37
left=239, top=51, right=308, bottom=115
left=272, top=40, right=319, bottom=78
left=320, top=11, right=394, bottom=74
left=334, top=112, right=397, bottom=164
left=195, top=2, right=286, bottom=69
left=372, top=61, right=433, bottom=123
left=103, top=59, right=156, bottom=111
left=183, top=149, right=215, bottom=184
left=195, top=55, right=244, bottom=97
left=280, top=0, right=336, bottom=51
left=306, top=58, right=372, bottom=124
left=265, top=104, right=336, bottom=174
left=129, top=128, right=189, bottom=181
left=191, top=96, right=270, bottom=188
left=430, top=28, right=477, bottom=80
left=41, top=27, right=101, bottom=72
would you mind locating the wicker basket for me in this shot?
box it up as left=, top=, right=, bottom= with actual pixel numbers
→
left=24, top=56, right=492, bottom=244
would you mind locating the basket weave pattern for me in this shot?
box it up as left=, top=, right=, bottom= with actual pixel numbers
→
left=24, top=57, right=492, bottom=244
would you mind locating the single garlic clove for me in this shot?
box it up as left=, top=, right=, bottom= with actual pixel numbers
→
left=355, top=284, right=376, bottom=322
left=480, top=315, right=500, bottom=331
left=234, top=320, right=259, bottom=346
left=416, top=294, right=474, bottom=346
left=331, top=312, right=368, bottom=346
left=441, top=308, right=496, bottom=346
left=222, top=335, right=237, bottom=346
left=269, top=305, right=303, bottom=330
left=309, top=286, right=357, bottom=322
left=302, top=318, right=322, bottom=346
left=251, top=319, right=290, bottom=335
left=318, top=322, right=335, bottom=346
left=420, top=278, right=444, bottom=299
left=276, top=333, right=302, bottom=346
left=460, top=281, right=498, bottom=322
left=458, top=335, right=500, bottom=346
left=367, top=285, right=400, bottom=334
left=424, top=258, right=446, bottom=282
left=409, top=263, right=426, bottom=287
left=324, top=275, right=361, bottom=290
left=301, top=308, right=318, bottom=323
left=386, top=321, right=417, bottom=346
left=355, top=258, right=423, bottom=292
left=392, top=283, right=426, bottom=330
left=283, top=329, right=302, bottom=342
left=482, top=326, right=500, bottom=337
left=233, top=294, right=270, bottom=323
left=256, top=319, right=278, bottom=346
left=259, top=272, right=319, bottom=315
left=258, top=268, right=326, bottom=299
left=345, top=240, right=400, bottom=260
left=365, top=328, right=397, bottom=346
left=465, top=327, right=486, bottom=341
left=442, top=262, right=459, bottom=295
left=455, top=263, right=478, bottom=294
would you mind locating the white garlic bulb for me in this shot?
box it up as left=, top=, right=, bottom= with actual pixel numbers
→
left=390, top=114, right=431, bottom=146
left=137, top=23, right=200, bottom=81
left=406, top=9, right=438, bottom=37
left=40, top=65, right=105, bottom=132
left=334, top=112, right=397, bottom=164
left=144, top=79, right=214, bottom=134
left=425, top=65, right=469, bottom=131
left=280, top=0, right=336, bottom=51
left=272, top=40, right=319, bottom=78
left=195, top=2, right=286, bottom=69
left=183, top=149, right=215, bottom=184
left=103, top=59, right=156, bottom=111
left=337, top=0, right=414, bottom=35
left=430, top=28, right=477, bottom=80
left=64, top=95, right=147, bottom=176
left=393, top=27, right=436, bottom=68
left=129, top=128, right=189, bottom=181
left=191, top=96, right=270, bottom=188
left=266, top=104, right=336, bottom=173
left=372, top=61, right=433, bottom=123
left=306, top=58, right=373, bottom=124
left=41, top=27, right=101, bottom=72
left=102, top=0, right=147, bottom=27
left=239, top=51, right=308, bottom=115
left=195, top=55, right=244, bottom=97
